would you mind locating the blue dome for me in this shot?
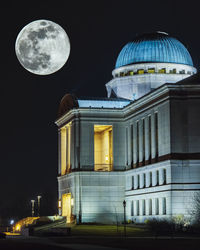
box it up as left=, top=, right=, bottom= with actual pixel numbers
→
left=115, top=32, right=193, bottom=68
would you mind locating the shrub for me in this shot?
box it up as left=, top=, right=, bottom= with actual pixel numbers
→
left=146, top=218, right=175, bottom=236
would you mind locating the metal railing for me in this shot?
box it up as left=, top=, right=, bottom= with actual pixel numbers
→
left=94, top=164, right=113, bottom=171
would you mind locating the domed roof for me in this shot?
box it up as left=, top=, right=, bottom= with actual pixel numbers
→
left=115, top=32, right=193, bottom=68
left=58, top=93, right=78, bottom=118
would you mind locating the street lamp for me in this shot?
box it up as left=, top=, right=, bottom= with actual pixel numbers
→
left=123, top=200, right=126, bottom=237
left=37, top=195, right=42, bottom=217
left=31, top=200, right=35, bottom=217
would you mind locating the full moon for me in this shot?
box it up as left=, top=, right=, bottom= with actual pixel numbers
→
left=15, top=20, right=70, bottom=75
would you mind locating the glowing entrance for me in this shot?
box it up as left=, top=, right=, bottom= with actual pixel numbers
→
left=62, top=193, right=71, bottom=223
left=94, top=125, right=113, bottom=171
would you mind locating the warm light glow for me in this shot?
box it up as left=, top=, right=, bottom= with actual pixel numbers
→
left=62, top=193, right=71, bottom=223
left=61, top=122, right=71, bottom=175
left=61, top=127, right=67, bottom=175
left=58, top=199, right=62, bottom=208
left=94, top=125, right=113, bottom=171
left=15, top=224, right=21, bottom=231
left=13, top=217, right=39, bottom=233
left=71, top=198, right=74, bottom=206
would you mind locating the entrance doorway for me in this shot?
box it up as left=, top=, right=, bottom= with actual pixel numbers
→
left=62, top=193, right=71, bottom=223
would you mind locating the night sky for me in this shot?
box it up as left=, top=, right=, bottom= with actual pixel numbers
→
left=0, top=1, right=199, bottom=221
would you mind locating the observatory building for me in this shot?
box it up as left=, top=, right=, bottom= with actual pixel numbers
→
left=55, top=32, right=200, bottom=223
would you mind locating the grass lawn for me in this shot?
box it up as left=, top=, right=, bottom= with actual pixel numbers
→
left=70, top=224, right=151, bottom=237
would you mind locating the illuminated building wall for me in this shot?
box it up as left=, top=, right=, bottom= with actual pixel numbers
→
left=56, top=32, right=200, bottom=223
left=56, top=78, right=200, bottom=223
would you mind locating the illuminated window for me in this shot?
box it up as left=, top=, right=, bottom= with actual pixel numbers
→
left=158, top=68, right=166, bottom=73
left=60, top=123, right=71, bottom=175
left=58, top=199, right=62, bottom=209
left=129, top=71, right=134, bottom=76
left=137, top=69, right=144, bottom=74
left=148, top=68, right=155, bottom=73
left=94, top=125, right=113, bottom=171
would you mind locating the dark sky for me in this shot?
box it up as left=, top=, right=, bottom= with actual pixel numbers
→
left=0, top=1, right=199, bottom=220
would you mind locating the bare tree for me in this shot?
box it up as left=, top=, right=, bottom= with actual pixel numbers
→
left=191, top=191, right=200, bottom=224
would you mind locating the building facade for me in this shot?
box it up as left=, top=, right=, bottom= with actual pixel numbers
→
left=56, top=32, right=200, bottom=223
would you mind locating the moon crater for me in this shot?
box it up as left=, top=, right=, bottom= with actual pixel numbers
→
left=15, top=20, right=70, bottom=75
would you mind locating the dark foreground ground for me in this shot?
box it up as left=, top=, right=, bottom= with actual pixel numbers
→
left=1, top=236, right=200, bottom=250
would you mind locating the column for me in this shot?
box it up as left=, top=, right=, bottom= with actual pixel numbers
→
left=58, top=129, right=61, bottom=176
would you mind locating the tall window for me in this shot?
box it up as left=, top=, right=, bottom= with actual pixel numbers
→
left=155, top=198, right=159, bottom=215
left=163, top=169, right=167, bottom=184
left=132, top=176, right=134, bottom=190
left=131, top=124, right=133, bottom=168
left=155, top=112, right=158, bottom=160
left=136, top=200, right=139, bottom=216
left=94, top=125, right=113, bottom=171
left=143, top=173, right=146, bottom=188
left=149, top=199, right=152, bottom=215
left=142, top=119, right=145, bottom=164
left=138, top=174, right=140, bottom=189
left=136, top=121, right=139, bottom=166
left=163, top=197, right=166, bottom=215
left=156, top=170, right=159, bottom=186
left=148, top=115, right=152, bottom=163
left=131, top=201, right=134, bottom=216
left=149, top=172, right=152, bottom=187
left=143, top=200, right=146, bottom=215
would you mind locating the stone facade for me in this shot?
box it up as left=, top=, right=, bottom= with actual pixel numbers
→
left=56, top=75, right=200, bottom=223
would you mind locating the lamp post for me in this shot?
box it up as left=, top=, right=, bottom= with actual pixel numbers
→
left=31, top=200, right=35, bottom=217
left=37, top=195, right=42, bottom=217
left=123, top=200, right=126, bottom=237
